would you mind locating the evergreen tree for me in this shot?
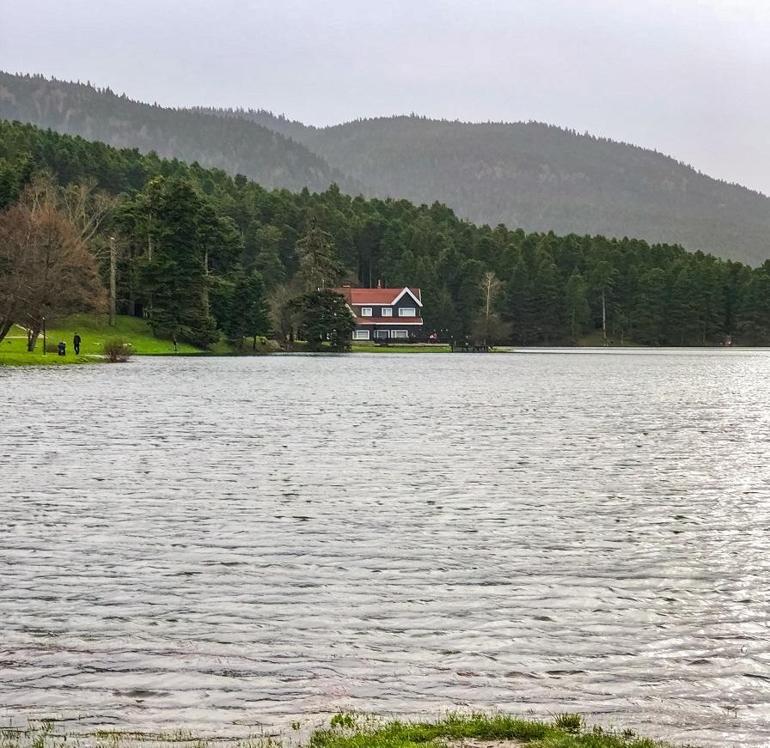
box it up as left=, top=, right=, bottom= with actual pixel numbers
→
left=290, top=289, right=356, bottom=351
left=504, top=259, right=536, bottom=344
left=667, top=267, right=699, bottom=345
left=633, top=268, right=667, bottom=345
left=249, top=224, right=286, bottom=289
left=531, top=248, right=563, bottom=344
left=133, top=177, right=219, bottom=347
left=296, top=218, right=343, bottom=291
left=588, top=259, right=616, bottom=342
left=226, top=270, right=270, bottom=349
left=564, top=270, right=590, bottom=342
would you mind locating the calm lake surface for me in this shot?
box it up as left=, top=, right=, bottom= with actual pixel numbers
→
left=2, top=351, right=770, bottom=747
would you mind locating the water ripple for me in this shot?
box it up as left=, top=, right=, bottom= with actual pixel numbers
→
left=2, top=351, right=770, bottom=746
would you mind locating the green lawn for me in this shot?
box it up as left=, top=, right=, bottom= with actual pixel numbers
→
left=0, top=314, right=202, bottom=366
left=351, top=342, right=452, bottom=353
left=46, top=314, right=203, bottom=355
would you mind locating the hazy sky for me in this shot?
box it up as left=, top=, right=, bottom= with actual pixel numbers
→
left=3, top=0, right=770, bottom=193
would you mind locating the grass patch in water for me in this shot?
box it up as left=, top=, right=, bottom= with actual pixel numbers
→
left=2, top=713, right=694, bottom=748
left=308, top=713, right=685, bottom=748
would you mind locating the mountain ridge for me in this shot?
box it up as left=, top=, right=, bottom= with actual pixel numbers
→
left=210, top=106, right=770, bottom=197
left=0, top=71, right=357, bottom=193
left=2, top=71, right=770, bottom=264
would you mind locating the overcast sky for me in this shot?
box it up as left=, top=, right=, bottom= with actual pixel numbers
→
left=3, top=0, right=770, bottom=193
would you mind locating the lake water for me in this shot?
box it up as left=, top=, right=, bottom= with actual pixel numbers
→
left=2, top=351, right=770, bottom=747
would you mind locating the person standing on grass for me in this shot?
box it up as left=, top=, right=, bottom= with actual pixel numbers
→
left=73, top=333, right=82, bottom=355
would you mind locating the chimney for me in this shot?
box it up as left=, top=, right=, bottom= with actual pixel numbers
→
left=377, top=279, right=382, bottom=288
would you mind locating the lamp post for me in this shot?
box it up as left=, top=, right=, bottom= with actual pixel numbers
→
left=42, top=316, right=46, bottom=355
left=109, top=235, right=117, bottom=326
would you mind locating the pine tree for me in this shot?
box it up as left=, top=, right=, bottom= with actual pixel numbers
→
left=564, top=270, right=590, bottom=342
left=531, top=249, right=563, bottom=344
left=226, top=270, right=270, bottom=350
left=134, top=177, right=219, bottom=348
left=504, top=259, right=535, bottom=344
left=291, top=289, right=356, bottom=351
left=296, top=218, right=343, bottom=291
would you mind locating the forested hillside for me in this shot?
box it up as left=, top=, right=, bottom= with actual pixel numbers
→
left=298, top=116, right=770, bottom=266
left=211, top=108, right=770, bottom=266
left=3, top=72, right=770, bottom=265
left=4, top=119, right=770, bottom=350
left=0, top=72, right=354, bottom=193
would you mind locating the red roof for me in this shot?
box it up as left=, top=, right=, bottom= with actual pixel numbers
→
left=354, top=317, right=423, bottom=325
left=333, top=286, right=422, bottom=306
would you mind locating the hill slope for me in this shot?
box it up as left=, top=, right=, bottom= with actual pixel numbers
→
left=300, top=116, right=770, bottom=265
left=0, top=72, right=354, bottom=193
left=217, top=109, right=770, bottom=265
left=3, top=72, right=770, bottom=263
left=4, top=119, right=770, bottom=348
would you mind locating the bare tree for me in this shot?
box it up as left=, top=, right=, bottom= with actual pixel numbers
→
left=0, top=187, right=106, bottom=348
left=58, top=177, right=121, bottom=325
left=0, top=204, right=34, bottom=342
left=268, top=284, right=303, bottom=349
left=59, top=178, right=118, bottom=244
left=479, top=271, right=503, bottom=347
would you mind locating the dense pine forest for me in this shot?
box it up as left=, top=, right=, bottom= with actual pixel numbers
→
left=3, top=119, right=770, bottom=349
left=3, top=72, right=770, bottom=265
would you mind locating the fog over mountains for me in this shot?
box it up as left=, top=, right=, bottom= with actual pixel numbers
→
left=2, top=71, right=769, bottom=265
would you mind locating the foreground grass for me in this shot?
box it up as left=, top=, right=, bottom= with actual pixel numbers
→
left=308, top=713, right=684, bottom=748
left=0, top=714, right=692, bottom=748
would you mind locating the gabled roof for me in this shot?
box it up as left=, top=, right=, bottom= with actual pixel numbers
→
left=353, top=316, right=423, bottom=325
left=333, top=286, right=423, bottom=307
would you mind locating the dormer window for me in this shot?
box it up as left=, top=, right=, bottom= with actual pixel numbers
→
left=399, top=307, right=416, bottom=317
left=361, top=307, right=373, bottom=317
left=381, top=307, right=393, bottom=317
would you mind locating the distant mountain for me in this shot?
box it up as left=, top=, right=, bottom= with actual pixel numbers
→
left=214, top=109, right=770, bottom=265
left=3, top=72, right=770, bottom=264
left=0, top=72, right=354, bottom=193
left=305, top=117, right=770, bottom=265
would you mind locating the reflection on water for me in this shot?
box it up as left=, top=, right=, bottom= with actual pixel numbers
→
left=2, top=351, right=770, bottom=747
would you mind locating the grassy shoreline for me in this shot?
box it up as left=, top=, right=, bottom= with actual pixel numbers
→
left=0, top=714, right=695, bottom=748
left=0, top=315, right=452, bottom=367
left=0, top=314, right=202, bottom=367
left=1, top=313, right=751, bottom=367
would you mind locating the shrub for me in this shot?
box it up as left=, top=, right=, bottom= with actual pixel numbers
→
left=102, top=338, right=133, bottom=362
left=554, top=713, right=583, bottom=734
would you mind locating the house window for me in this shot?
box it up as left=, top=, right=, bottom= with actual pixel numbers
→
left=398, top=307, right=416, bottom=317
left=352, top=330, right=370, bottom=340
left=381, top=307, right=393, bottom=317
left=360, top=307, right=373, bottom=317
left=390, top=330, right=409, bottom=339
left=373, top=329, right=389, bottom=339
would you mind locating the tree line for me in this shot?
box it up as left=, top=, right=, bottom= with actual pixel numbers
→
left=2, top=119, right=770, bottom=350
